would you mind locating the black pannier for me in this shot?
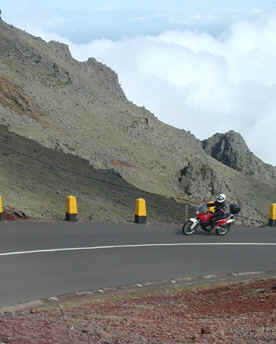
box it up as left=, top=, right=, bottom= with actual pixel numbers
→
left=229, top=203, right=240, bottom=214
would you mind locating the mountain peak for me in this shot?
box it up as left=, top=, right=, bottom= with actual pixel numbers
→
left=202, top=130, right=276, bottom=181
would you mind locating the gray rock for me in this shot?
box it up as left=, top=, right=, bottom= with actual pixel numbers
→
left=202, top=131, right=276, bottom=184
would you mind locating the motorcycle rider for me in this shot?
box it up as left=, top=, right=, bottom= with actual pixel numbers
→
left=210, top=193, right=227, bottom=227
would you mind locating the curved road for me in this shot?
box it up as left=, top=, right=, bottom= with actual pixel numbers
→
left=0, top=222, right=276, bottom=308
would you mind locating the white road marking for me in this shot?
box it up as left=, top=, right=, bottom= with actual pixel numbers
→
left=0, top=242, right=275, bottom=257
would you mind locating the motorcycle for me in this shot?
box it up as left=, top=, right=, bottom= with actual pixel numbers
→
left=182, top=203, right=240, bottom=236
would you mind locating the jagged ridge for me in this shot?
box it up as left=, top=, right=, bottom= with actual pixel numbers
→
left=202, top=131, right=276, bottom=184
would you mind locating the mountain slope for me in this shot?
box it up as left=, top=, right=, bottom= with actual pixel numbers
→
left=0, top=125, right=190, bottom=223
left=0, top=16, right=275, bottom=224
left=0, top=17, right=203, bottom=198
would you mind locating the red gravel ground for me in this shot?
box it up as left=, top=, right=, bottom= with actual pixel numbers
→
left=1, top=277, right=276, bottom=343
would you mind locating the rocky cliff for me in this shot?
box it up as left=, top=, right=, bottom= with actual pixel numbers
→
left=0, top=16, right=275, bottom=225
left=202, top=131, right=276, bottom=185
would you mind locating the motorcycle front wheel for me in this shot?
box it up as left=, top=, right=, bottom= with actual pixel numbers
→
left=216, top=223, right=231, bottom=236
left=182, top=221, right=197, bottom=235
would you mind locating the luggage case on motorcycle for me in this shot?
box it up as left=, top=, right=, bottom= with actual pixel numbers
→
left=207, top=201, right=216, bottom=213
left=229, top=203, right=240, bottom=214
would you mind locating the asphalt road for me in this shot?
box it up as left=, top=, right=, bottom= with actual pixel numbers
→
left=0, top=222, right=276, bottom=308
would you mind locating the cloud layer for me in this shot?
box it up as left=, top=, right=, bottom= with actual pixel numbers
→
left=21, top=13, right=276, bottom=165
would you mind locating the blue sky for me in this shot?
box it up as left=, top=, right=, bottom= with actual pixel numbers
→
left=2, top=1, right=276, bottom=41
left=1, top=1, right=276, bottom=165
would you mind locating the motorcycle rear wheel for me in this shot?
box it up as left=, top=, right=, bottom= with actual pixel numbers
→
left=182, top=221, right=197, bottom=235
left=216, top=223, right=231, bottom=236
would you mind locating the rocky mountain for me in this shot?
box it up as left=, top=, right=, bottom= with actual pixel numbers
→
left=202, top=131, right=276, bottom=184
left=0, top=14, right=275, bottom=225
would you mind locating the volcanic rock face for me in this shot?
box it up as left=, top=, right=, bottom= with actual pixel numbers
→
left=179, top=159, right=221, bottom=198
left=202, top=131, right=247, bottom=171
left=202, top=131, right=276, bottom=184
left=0, top=77, right=42, bottom=120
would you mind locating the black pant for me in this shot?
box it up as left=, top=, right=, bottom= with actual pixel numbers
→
left=211, top=212, right=225, bottom=225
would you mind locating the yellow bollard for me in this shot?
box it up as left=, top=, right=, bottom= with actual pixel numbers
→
left=269, top=203, right=276, bottom=226
left=135, top=198, right=147, bottom=224
left=0, top=196, right=3, bottom=221
left=65, top=196, right=78, bottom=222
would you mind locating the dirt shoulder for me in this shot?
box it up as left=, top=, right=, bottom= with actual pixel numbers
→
left=1, top=271, right=276, bottom=343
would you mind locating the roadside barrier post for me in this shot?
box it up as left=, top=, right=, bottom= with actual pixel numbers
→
left=269, top=203, right=276, bottom=227
left=0, top=196, right=3, bottom=221
left=135, top=198, right=147, bottom=224
left=65, top=196, right=78, bottom=222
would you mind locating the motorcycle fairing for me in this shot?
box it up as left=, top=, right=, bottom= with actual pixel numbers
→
left=197, top=212, right=213, bottom=223
left=189, top=218, right=199, bottom=229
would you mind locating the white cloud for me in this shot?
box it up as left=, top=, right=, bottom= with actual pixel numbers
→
left=24, top=13, right=276, bottom=165
left=191, top=14, right=201, bottom=21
